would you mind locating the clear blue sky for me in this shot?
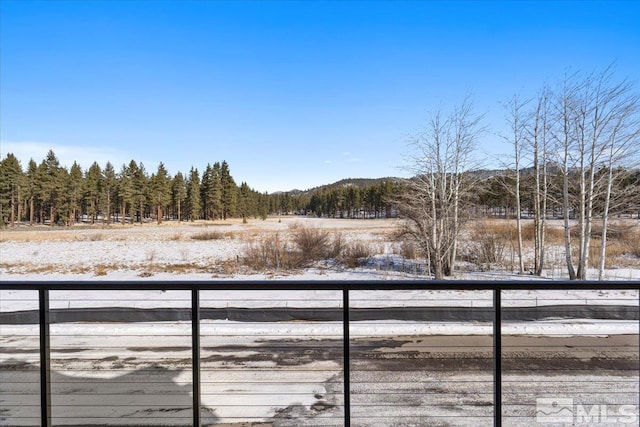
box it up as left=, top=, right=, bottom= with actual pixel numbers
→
left=1, top=1, right=639, bottom=193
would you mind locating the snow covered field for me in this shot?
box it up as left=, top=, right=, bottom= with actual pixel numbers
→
left=1, top=217, right=638, bottom=281
left=1, top=218, right=639, bottom=426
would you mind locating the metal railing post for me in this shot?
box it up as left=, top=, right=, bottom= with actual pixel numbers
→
left=343, top=288, right=351, bottom=426
left=493, top=288, right=502, bottom=427
left=39, top=289, right=51, bottom=427
left=192, top=289, right=201, bottom=427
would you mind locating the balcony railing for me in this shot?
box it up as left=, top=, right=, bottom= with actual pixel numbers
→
left=1, top=280, right=639, bottom=427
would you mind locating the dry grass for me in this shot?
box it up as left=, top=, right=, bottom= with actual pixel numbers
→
left=520, top=222, right=564, bottom=244
left=338, top=241, right=375, bottom=268
left=328, top=232, right=346, bottom=259
left=242, top=233, right=302, bottom=271
left=291, top=226, right=331, bottom=264
left=94, top=264, right=109, bottom=276
left=397, top=240, right=420, bottom=260
left=191, top=230, right=227, bottom=241
left=468, top=221, right=512, bottom=267
left=2, top=218, right=637, bottom=277
left=239, top=225, right=379, bottom=271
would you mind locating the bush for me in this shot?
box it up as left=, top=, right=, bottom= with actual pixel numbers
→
left=470, top=222, right=510, bottom=268
left=339, top=241, right=374, bottom=268
left=292, top=226, right=331, bottom=264
left=328, top=232, right=346, bottom=259
left=191, top=231, right=226, bottom=241
left=94, top=265, right=108, bottom=276
left=242, top=233, right=302, bottom=270
left=398, top=240, right=420, bottom=260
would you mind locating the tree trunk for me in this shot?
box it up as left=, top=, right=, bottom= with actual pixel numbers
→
left=105, top=194, right=111, bottom=225
left=10, top=192, right=15, bottom=227
left=538, top=160, right=548, bottom=276
left=563, top=171, right=576, bottom=280
left=29, top=197, right=34, bottom=226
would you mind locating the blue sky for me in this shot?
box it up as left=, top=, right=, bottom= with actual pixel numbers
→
left=1, top=1, right=639, bottom=192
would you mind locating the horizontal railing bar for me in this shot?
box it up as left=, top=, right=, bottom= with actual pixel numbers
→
left=2, top=279, right=639, bottom=291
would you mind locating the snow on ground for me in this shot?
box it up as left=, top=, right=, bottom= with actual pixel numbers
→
left=1, top=219, right=638, bottom=426
left=1, top=217, right=638, bottom=281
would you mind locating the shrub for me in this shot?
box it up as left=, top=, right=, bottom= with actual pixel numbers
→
left=339, top=241, right=374, bottom=268
left=94, top=265, right=108, bottom=276
left=191, top=231, right=226, bottom=241
left=89, top=233, right=104, bottom=241
left=292, top=226, right=331, bottom=264
left=398, top=240, right=420, bottom=260
left=470, top=222, right=510, bottom=268
left=242, top=233, right=302, bottom=270
left=328, top=232, right=346, bottom=259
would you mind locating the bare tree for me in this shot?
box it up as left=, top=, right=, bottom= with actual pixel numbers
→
left=551, top=71, right=581, bottom=279
left=503, top=94, right=530, bottom=274
left=529, top=86, right=553, bottom=276
left=400, top=97, right=484, bottom=279
left=551, top=66, right=639, bottom=279
left=595, top=77, right=640, bottom=279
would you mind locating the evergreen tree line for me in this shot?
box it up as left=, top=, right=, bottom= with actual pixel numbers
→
left=271, top=180, right=401, bottom=219
left=0, top=150, right=401, bottom=226
left=0, top=150, right=272, bottom=226
left=1, top=149, right=637, bottom=228
left=474, top=167, right=640, bottom=220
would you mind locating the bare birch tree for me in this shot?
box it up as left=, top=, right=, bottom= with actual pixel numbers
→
left=594, top=77, right=640, bottom=279
left=529, top=86, right=553, bottom=276
left=573, top=68, right=639, bottom=279
left=551, top=66, right=639, bottom=279
left=503, top=94, right=530, bottom=274
left=400, top=97, right=484, bottom=279
left=552, top=72, right=580, bottom=280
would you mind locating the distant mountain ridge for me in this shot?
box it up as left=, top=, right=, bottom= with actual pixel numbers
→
left=273, top=177, right=402, bottom=196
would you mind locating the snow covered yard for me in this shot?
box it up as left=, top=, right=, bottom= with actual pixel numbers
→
left=1, top=218, right=639, bottom=426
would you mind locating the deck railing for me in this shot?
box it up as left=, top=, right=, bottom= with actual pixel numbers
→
left=1, top=280, right=639, bottom=427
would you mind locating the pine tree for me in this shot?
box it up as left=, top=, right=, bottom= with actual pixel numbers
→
left=117, top=162, right=136, bottom=224
left=238, top=181, right=252, bottom=221
left=102, top=162, right=116, bottom=224
left=38, top=150, right=65, bottom=226
left=200, top=164, right=213, bottom=220
left=67, top=162, right=84, bottom=225
left=0, top=153, right=24, bottom=227
left=132, top=162, right=148, bottom=223
left=220, top=161, right=237, bottom=220
left=85, top=162, right=102, bottom=224
left=150, top=162, right=171, bottom=225
left=186, top=167, right=201, bottom=221
left=172, top=172, right=187, bottom=222
left=25, top=159, right=38, bottom=225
